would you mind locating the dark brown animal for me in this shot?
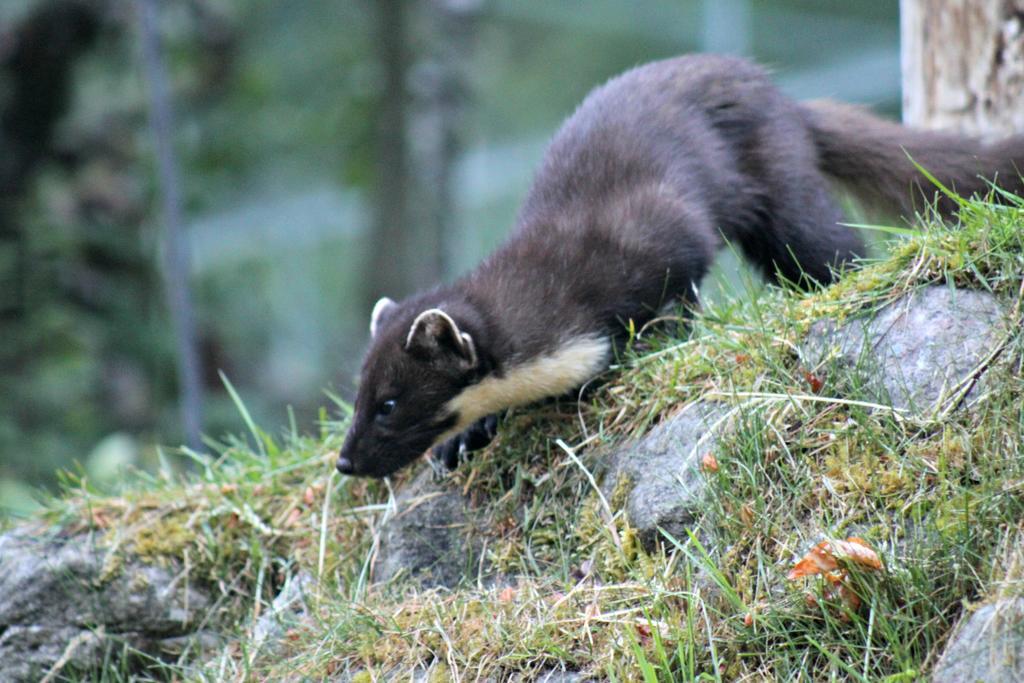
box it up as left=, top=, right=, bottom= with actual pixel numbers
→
left=337, top=54, right=1024, bottom=477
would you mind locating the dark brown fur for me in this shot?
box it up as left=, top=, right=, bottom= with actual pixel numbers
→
left=338, top=54, right=1024, bottom=478
left=803, top=99, right=1024, bottom=218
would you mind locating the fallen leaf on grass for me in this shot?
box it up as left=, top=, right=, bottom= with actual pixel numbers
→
left=788, top=537, right=882, bottom=614
left=787, top=537, right=881, bottom=580
left=804, top=580, right=864, bottom=614
left=701, top=452, right=719, bottom=472
left=803, top=370, right=824, bottom=394
left=739, top=504, right=755, bottom=527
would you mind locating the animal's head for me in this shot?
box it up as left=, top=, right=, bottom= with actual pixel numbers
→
left=336, top=296, right=487, bottom=477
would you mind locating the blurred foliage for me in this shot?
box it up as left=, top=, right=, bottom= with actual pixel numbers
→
left=0, top=0, right=898, bottom=516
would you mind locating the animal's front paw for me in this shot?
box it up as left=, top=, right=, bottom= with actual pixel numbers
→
left=432, top=414, right=499, bottom=470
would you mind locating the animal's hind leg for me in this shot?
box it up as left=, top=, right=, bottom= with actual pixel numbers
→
left=741, top=171, right=863, bottom=287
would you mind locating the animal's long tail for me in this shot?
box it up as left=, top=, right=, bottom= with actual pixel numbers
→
left=801, top=100, right=1024, bottom=218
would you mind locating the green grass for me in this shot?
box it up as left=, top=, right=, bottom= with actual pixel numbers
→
left=44, top=194, right=1024, bottom=681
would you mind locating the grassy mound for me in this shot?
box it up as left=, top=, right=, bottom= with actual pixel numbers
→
left=39, top=195, right=1024, bottom=681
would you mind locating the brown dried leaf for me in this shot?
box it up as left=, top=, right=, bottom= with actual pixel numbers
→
left=701, top=452, right=719, bottom=472
left=803, top=370, right=824, bottom=394
left=740, top=504, right=755, bottom=527
left=810, top=578, right=863, bottom=615
left=787, top=537, right=881, bottom=580
left=832, top=537, right=882, bottom=570
left=787, top=541, right=839, bottom=580
left=838, top=582, right=862, bottom=613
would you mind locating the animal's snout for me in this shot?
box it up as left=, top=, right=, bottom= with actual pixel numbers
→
left=335, top=455, right=354, bottom=475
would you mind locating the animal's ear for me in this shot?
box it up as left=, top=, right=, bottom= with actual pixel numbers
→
left=370, top=297, right=397, bottom=337
left=405, top=308, right=478, bottom=367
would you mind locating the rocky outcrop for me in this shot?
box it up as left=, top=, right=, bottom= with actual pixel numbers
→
left=251, top=570, right=314, bottom=656
left=599, top=286, right=1010, bottom=550
left=0, top=527, right=216, bottom=682
left=0, top=285, right=1015, bottom=677
left=933, top=598, right=1024, bottom=683
left=802, top=286, right=1009, bottom=413
left=372, top=467, right=485, bottom=588
left=600, top=401, right=729, bottom=547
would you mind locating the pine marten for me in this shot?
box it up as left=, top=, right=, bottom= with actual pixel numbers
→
left=336, top=53, right=1024, bottom=477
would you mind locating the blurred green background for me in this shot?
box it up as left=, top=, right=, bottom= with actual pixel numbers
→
left=0, top=0, right=899, bottom=516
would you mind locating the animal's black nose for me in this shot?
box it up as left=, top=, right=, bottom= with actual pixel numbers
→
left=336, top=455, right=354, bottom=475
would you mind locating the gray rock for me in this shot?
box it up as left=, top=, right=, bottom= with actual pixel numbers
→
left=601, top=401, right=730, bottom=547
left=598, top=287, right=1008, bottom=551
left=0, top=527, right=214, bottom=682
left=251, top=571, right=315, bottom=655
left=803, top=287, right=1008, bottom=413
left=526, top=669, right=585, bottom=682
left=373, top=467, right=483, bottom=588
left=933, top=598, right=1024, bottom=683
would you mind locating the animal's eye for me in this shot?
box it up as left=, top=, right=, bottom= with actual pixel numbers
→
left=376, top=399, right=397, bottom=418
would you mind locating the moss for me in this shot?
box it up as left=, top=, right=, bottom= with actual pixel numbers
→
left=93, top=560, right=122, bottom=588
left=129, top=511, right=197, bottom=561
left=820, top=435, right=912, bottom=498
left=37, top=196, right=1024, bottom=681
left=427, top=663, right=451, bottom=683
left=573, top=474, right=645, bottom=582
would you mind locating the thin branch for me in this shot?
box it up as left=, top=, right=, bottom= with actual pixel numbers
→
left=137, top=0, right=203, bottom=451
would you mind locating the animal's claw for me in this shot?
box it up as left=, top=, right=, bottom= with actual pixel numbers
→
left=431, top=414, right=499, bottom=471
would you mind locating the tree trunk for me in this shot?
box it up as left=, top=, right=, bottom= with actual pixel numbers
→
left=901, top=0, right=1024, bottom=136
left=0, top=0, right=100, bottom=319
